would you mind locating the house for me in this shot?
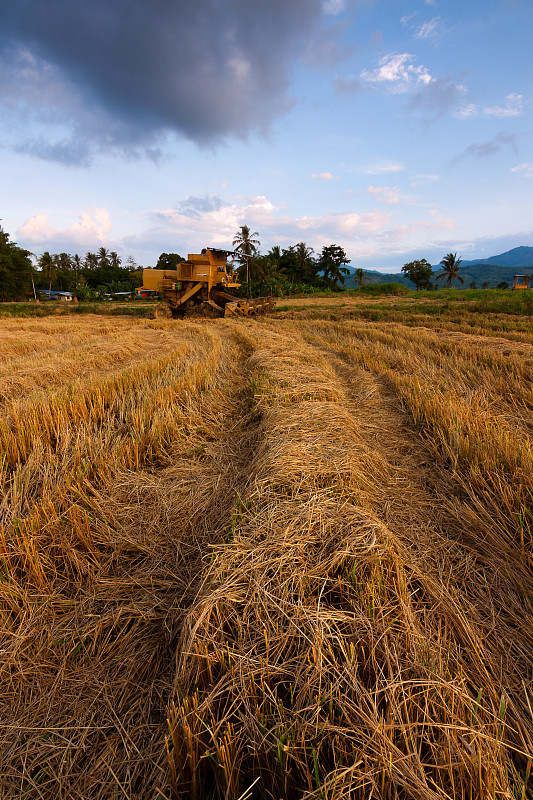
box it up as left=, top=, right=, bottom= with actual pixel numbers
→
left=39, top=291, right=74, bottom=302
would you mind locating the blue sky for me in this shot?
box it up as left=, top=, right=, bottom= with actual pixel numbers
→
left=1, top=0, right=532, bottom=270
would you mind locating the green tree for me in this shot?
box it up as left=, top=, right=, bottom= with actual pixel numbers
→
left=54, top=252, right=74, bottom=290
left=482, top=281, right=490, bottom=289
left=401, top=259, right=433, bottom=291
left=156, top=253, right=184, bottom=270
left=497, top=281, right=509, bottom=289
left=72, top=254, right=83, bottom=285
left=84, top=252, right=98, bottom=270
left=248, top=253, right=286, bottom=287
left=355, top=268, right=366, bottom=289
left=278, top=242, right=317, bottom=285
left=318, top=244, right=351, bottom=288
left=233, top=225, right=260, bottom=282
left=38, top=251, right=57, bottom=296
left=268, top=245, right=281, bottom=263
left=469, top=280, right=477, bottom=289
left=0, top=225, right=34, bottom=300
left=436, top=252, right=464, bottom=287
left=97, top=247, right=110, bottom=266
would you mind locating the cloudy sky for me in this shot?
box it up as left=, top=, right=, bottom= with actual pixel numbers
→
left=1, top=0, right=532, bottom=269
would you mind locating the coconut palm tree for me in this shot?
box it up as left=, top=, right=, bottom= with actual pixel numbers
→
left=233, top=225, right=260, bottom=282
left=97, top=247, right=111, bottom=266
left=437, top=253, right=464, bottom=286
left=355, top=268, right=365, bottom=289
left=38, top=251, right=57, bottom=297
left=294, top=242, right=315, bottom=283
left=84, top=252, right=98, bottom=270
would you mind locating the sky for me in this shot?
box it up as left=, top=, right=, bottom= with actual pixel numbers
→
left=1, top=0, right=532, bottom=271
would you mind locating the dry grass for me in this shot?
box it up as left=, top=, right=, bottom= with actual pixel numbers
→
left=1, top=305, right=533, bottom=798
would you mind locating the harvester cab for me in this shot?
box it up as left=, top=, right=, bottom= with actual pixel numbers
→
left=140, top=248, right=275, bottom=319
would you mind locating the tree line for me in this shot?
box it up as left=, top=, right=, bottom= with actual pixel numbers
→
left=36, top=248, right=142, bottom=300
left=155, top=227, right=352, bottom=296
left=0, top=222, right=351, bottom=302
left=401, top=253, right=473, bottom=290
left=0, top=221, right=502, bottom=303
left=230, top=226, right=351, bottom=296
left=0, top=225, right=143, bottom=301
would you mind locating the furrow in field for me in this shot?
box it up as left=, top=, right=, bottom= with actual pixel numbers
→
left=0, top=321, right=263, bottom=800
left=298, top=317, right=533, bottom=490
left=167, top=322, right=531, bottom=800
left=298, top=331, right=533, bottom=741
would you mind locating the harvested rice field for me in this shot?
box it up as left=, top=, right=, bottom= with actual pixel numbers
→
left=1, top=305, right=533, bottom=799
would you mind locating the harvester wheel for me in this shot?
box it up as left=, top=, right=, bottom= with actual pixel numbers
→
left=153, top=303, right=172, bottom=319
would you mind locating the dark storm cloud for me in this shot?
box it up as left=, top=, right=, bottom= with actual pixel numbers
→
left=177, top=194, right=226, bottom=218
left=452, top=133, right=518, bottom=163
left=334, top=75, right=361, bottom=96
left=0, top=0, right=326, bottom=157
left=408, top=77, right=466, bottom=119
left=14, top=137, right=92, bottom=167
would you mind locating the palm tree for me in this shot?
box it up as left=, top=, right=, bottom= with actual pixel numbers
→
left=268, top=245, right=281, bottom=263
left=233, top=225, right=260, bottom=283
left=294, top=242, right=315, bottom=284
left=71, top=254, right=83, bottom=285
left=38, top=251, right=57, bottom=297
left=437, top=253, right=464, bottom=287
left=97, top=247, right=110, bottom=266
left=84, top=252, right=98, bottom=270
left=355, top=268, right=365, bottom=289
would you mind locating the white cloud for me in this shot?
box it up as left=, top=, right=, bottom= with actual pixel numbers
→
left=361, top=160, right=405, bottom=175
left=310, top=172, right=339, bottom=181
left=484, top=93, right=524, bottom=118
left=414, top=17, right=442, bottom=40
left=410, top=174, right=440, bottom=187
left=361, top=53, right=433, bottom=93
left=15, top=194, right=460, bottom=269
left=17, top=208, right=112, bottom=249
left=454, top=103, right=478, bottom=119
left=151, top=196, right=278, bottom=248
left=18, top=213, right=52, bottom=242
left=511, top=162, right=533, bottom=178
left=322, top=0, right=345, bottom=14
left=144, top=193, right=459, bottom=263
left=367, top=185, right=402, bottom=204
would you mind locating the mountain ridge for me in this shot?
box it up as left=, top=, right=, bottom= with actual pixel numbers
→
left=345, top=246, right=533, bottom=289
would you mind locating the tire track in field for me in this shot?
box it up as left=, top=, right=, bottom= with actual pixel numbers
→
left=296, top=330, right=533, bottom=762
left=166, top=322, right=533, bottom=799
left=388, top=322, right=533, bottom=361
left=0, top=323, right=265, bottom=800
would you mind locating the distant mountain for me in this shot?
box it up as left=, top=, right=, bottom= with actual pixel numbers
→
left=344, top=268, right=412, bottom=289
left=452, top=263, right=529, bottom=287
left=345, top=246, right=533, bottom=289
left=462, top=246, right=533, bottom=268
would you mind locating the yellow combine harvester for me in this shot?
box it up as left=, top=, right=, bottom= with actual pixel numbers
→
left=140, top=248, right=275, bottom=318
